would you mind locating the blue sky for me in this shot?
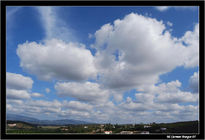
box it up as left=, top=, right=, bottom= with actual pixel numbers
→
left=6, top=6, right=199, bottom=124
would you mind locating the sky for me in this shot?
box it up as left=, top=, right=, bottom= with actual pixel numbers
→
left=6, top=6, right=199, bottom=124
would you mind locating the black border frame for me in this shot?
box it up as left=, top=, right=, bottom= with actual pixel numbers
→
left=1, top=1, right=204, bottom=139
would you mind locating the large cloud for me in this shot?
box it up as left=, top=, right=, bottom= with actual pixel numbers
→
left=17, top=39, right=97, bottom=81
left=93, top=13, right=199, bottom=90
left=6, top=72, right=33, bottom=90
left=55, top=81, right=109, bottom=103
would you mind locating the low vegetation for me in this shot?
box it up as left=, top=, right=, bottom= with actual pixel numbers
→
left=6, top=120, right=199, bottom=134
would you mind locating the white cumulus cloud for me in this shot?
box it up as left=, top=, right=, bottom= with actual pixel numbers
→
left=62, top=100, right=93, bottom=112
left=55, top=81, right=109, bottom=103
left=93, top=13, right=199, bottom=90
left=154, top=80, right=198, bottom=103
left=6, top=89, right=30, bottom=100
left=17, top=39, right=97, bottom=81
left=6, top=72, right=33, bottom=90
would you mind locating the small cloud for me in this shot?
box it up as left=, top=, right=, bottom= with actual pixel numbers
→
left=169, top=29, right=173, bottom=32
left=88, top=33, right=93, bottom=39
left=6, top=72, right=33, bottom=90
left=167, top=21, right=173, bottom=27
left=31, top=92, right=44, bottom=97
left=144, top=12, right=152, bottom=17
left=189, top=71, right=199, bottom=93
left=45, top=88, right=50, bottom=93
left=155, top=6, right=170, bottom=12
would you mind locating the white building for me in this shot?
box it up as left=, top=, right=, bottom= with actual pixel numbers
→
left=104, top=131, right=112, bottom=134
left=144, top=125, right=151, bottom=128
left=8, top=124, right=16, bottom=127
left=84, top=126, right=88, bottom=128
left=141, top=131, right=149, bottom=134
left=160, top=128, right=167, bottom=131
left=61, top=128, right=68, bottom=131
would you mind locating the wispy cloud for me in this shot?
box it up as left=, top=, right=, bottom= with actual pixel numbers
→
left=6, top=7, right=22, bottom=42
left=155, top=6, right=170, bottom=12
left=7, top=7, right=22, bottom=18
left=155, top=6, right=198, bottom=12
left=36, top=6, right=75, bottom=42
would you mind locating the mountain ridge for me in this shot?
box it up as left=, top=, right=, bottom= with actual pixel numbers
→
left=6, top=113, right=94, bottom=125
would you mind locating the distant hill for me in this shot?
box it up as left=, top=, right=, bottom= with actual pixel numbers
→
left=7, top=113, right=93, bottom=125
left=7, top=120, right=37, bottom=128
left=7, top=113, right=39, bottom=123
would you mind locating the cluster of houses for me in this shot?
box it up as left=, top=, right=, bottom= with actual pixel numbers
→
left=140, top=131, right=150, bottom=134
left=104, top=131, right=112, bottom=134
left=84, top=126, right=88, bottom=129
left=144, top=125, right=151, bottom=128
left=61, top=128, right=69, bottom=131
left=103, top=124, right=167, bottom=134
left=58, top=124, right=167, bottom=134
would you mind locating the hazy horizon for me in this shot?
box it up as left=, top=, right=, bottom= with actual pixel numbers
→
left=6, top=113, right=199, bottom=125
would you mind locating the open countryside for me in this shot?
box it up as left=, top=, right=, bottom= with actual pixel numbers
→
left=7, top=120, right=198, bottom=134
